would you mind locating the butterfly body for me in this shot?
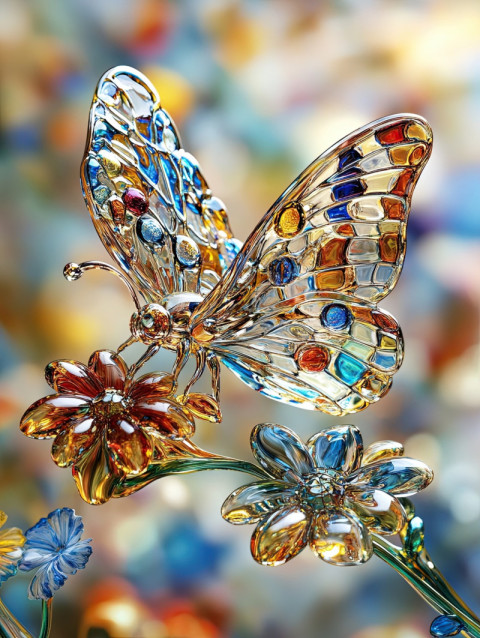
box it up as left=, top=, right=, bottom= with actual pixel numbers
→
left=80, top=66, right=432, bottom=418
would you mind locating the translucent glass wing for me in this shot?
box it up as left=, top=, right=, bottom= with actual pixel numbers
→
left=81, top=66, right=241, bottom=303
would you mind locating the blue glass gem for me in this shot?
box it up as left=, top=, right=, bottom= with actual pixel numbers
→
left=224, top=238, right=242, bottom=262
left=320, top=304, right=351, bottom=330
left=430, top=615, right=465, bottom=637
left=332, top=179, right=365, bottom=201
left=180, top=152, right=203, bottom=192
left=137, top=215, right=164, bottom=247
left=269, top=257, right=298, bottom=286
left=338, top=147, right=362, bottom=169
left=87, top=158, right=101, bottom=189
left=373, top=351, right=396, bottom=370
left=327, top=203, right=351, bottom=222
left=334, top=353, right=367, bottom=385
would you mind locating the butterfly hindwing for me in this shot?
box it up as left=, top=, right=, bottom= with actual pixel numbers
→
left=81, top=66, right=241, bottom=303
left=191, top=115, right=432, bottom=415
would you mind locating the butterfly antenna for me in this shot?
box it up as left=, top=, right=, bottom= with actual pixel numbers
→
left=63, top=261, right=142, bottom=311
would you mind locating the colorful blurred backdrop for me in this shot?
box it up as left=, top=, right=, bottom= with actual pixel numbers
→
left=1, top=0, right=480, bottom=636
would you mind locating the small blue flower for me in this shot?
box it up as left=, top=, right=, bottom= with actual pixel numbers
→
left=19, top=508, right=92, bottom=600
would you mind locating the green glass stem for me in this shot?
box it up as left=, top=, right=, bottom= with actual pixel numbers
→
left=120, top=456, right=271, bottom=494
left=39, top=599, right=52, bottom=638
left=373, top=536, right=480, bottom=637
left=123, top=455, right=480, bottom=636
left=0, top=598, right=33, bottom=638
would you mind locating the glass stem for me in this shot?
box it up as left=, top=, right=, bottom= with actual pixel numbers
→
left=38, top=599, right=52, bottom=638
left=0, top=597, right=33, bottom=638
left=122, top=456, right=480, bottom=635
left=373, top=535, right=480, bottom=637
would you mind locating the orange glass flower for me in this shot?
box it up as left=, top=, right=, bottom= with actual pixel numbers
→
left=20, top=350, right=195, bottom=504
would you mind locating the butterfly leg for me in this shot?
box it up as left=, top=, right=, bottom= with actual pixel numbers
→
left=124, top=343, right=160, bottom=391
left=183, top=348, right=207, bottom=396
left=171, top=339, right=191, bottom=393
left=206, top=353, right=220, bottom=403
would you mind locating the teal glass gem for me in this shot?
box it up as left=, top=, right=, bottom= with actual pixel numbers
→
left=334, top=353, right=367, bottom=385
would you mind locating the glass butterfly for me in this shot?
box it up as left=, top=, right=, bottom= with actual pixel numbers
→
left=74, top=66, right=432, bottom=421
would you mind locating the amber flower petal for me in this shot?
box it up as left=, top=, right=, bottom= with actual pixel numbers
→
left=128, top=371, right=174, bottom=401
left=72, top=436, right=122, bottom=505
left=251, top=505, right=310, bottom=566
left=45, top=360, right=102, bottom=398
left=20, top=395, right=90, bottom=438
left=106, top=417, right=152, bottom=475
left=310, top=510, right=373, bottom=565
left=132, top=397, right=195, bottom=439
left=51, top=421, right=96, bottom=468
left=88, top=350, right=127, bottom=390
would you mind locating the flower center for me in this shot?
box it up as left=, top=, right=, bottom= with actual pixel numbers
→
left=92, top=390, right=129, bottom=421
left=295, top=470, right=345, bottom=511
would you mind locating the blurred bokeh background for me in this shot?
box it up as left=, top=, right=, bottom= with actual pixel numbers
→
left=1, top=0, right=480, bottom=636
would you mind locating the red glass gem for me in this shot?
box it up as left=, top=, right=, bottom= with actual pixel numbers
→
left=122, top=187, right=148, bottom=216
left=373, top=311, right=398, bottom=332
left=376, top=124, right=406, bottom=146
left=295, top=345, right=330, bottom=372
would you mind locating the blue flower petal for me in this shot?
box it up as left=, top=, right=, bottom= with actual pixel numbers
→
left=22, top=517, right=60, bottom=553
left=47, top=508, right=84, bottom=546
left=27, top=560, right=67, bottom=600
left=251, top=424, right=313, bottom=482
left=19, top=548, right=56, bottom=571
left=307, top=425, right=363, bottom=474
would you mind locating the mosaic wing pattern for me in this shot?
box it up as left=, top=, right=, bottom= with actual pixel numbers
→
left=191, top=115, right=432, bottom=415
left=81, top=66, right=242, bottom=304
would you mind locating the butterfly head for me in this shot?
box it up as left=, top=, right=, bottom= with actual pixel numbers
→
left=130, top=304, right=172, bottom=345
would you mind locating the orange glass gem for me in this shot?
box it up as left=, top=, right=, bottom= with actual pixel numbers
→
left=381, top=197, right=405, bottom=220
left=376, top=124, right=406, bottom=146
left=391, top=169, right=414, bottom=197
left=274, top=203, right=305, bottom=238
left=109, top=197, right=126, bottom=224
left=317, top=237, right=347, bottom=268
left=295, top=345, right=330, bottom=372
left=373, top=310, right=398, bottom=332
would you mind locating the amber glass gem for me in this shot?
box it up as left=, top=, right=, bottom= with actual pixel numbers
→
left=379, top=233, right=399, bottom=262
left=315, top=270, right=346, bottom=291
left=274, top=203, right=305, bottom=239
left=317, top=237, right=347, bottom=268
left=122, top=187, right=148, bottom=216
left=109, top=197, right=126, bottom=224
left=381, top=197, right=405, bottom=220
left=295, top=345, right=330, bottom=372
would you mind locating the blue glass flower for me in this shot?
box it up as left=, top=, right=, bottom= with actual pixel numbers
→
left=222, top=424, right=433, bottom=566
left=19, top=508, right=92, bottom=600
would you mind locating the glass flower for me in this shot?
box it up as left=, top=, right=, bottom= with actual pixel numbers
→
left=20, top=350, right=195, bottom=504
left=222, top=424, right=433, bottom=566
left=19, top=508, right=92, bottom=600
left=0, top=511, right=25, bottom=584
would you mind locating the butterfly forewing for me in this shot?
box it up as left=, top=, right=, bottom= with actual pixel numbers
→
left=81, top=66, right=241, bottom=303
left=191, top=115, right=432, bottom=415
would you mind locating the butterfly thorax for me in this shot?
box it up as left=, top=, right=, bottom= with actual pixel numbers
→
left=130, top=293, right=204, bottom=348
